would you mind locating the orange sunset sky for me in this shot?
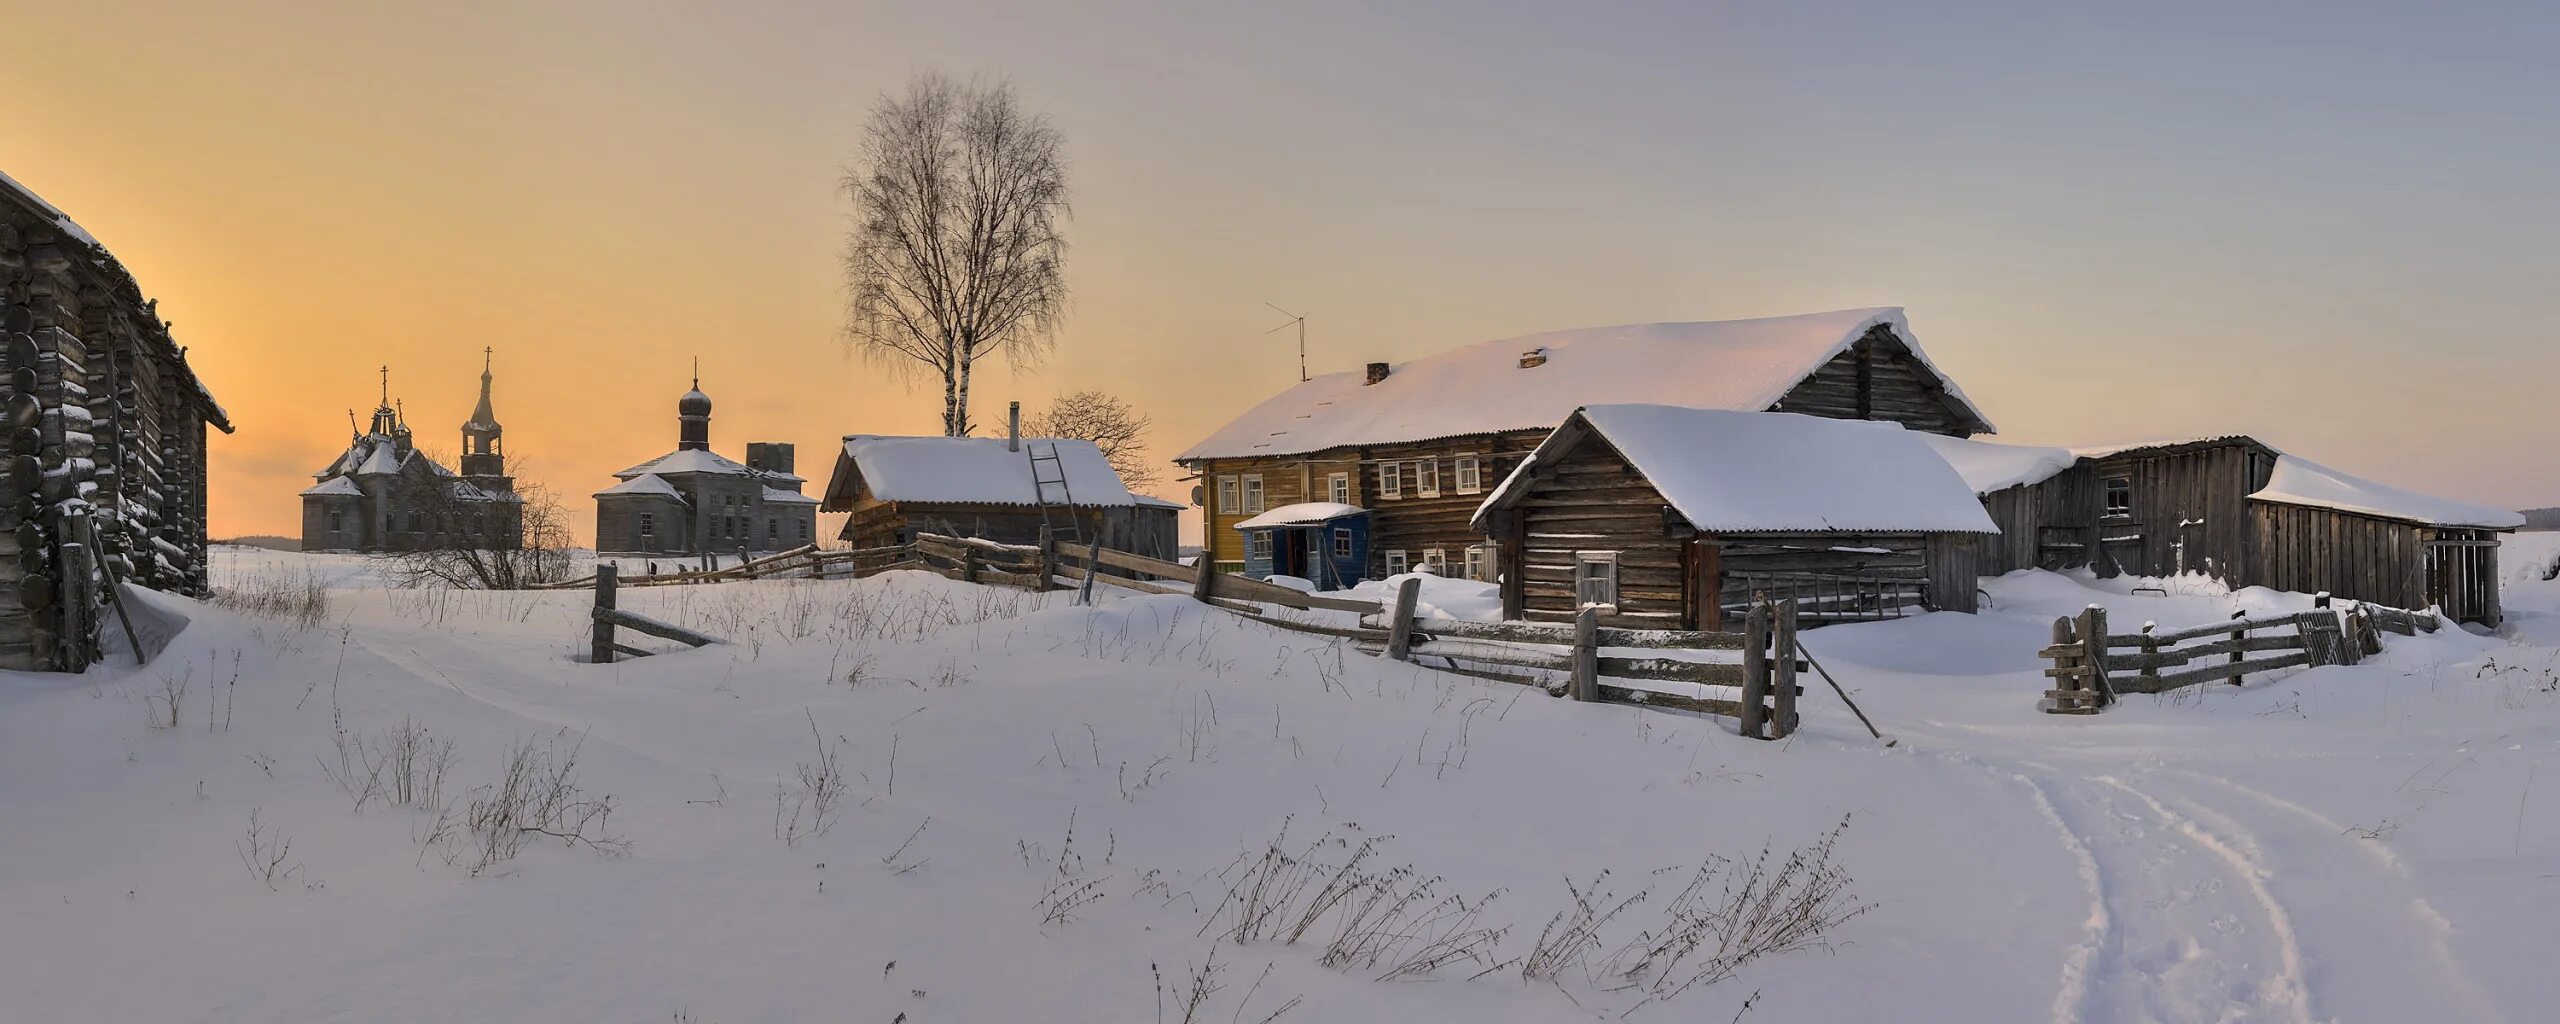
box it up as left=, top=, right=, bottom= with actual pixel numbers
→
left=8, top=2, right=2557, bottom=547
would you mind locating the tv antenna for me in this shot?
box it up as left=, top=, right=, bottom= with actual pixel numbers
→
left=1265, top=303, right=1307, bottom=382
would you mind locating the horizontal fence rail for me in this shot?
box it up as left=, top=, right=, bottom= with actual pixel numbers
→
left=2039, top=595, right=2439, bottom=714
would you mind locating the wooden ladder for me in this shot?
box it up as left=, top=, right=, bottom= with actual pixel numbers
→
left=1026, top=442, right=1083, bottom=547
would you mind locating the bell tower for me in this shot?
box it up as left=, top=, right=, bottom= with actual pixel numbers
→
left=677, top=359, right=712, bottom=452
left=460, top=348, right=510, bottom=489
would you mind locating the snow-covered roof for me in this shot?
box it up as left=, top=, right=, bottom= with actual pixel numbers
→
left=1234, top=501, right=1367, bottom=531
left=357, top=443, right=405, bottom=476
left=300, top=476, right=363, bottom=498
left=613, top=447, right=802, bottom=483
left=1478, top=406, right=1998, bottom=535
left=1178, top=308, right=1990, bottom=460
left=2251, top=455, right=2522, bottom=530
left=830, top=435, right=1136, bottom=508
left=2070, top=436, right=2257, bottom=459
left=1915, top=433, right=2078, bottom=494
left=1133, top=494, right=1186, bottom=510
left=761, top=486, right=819, bottom=506
left=596, top=473, right=686, bottom=501
left=0, top=168, right=102, bottom=249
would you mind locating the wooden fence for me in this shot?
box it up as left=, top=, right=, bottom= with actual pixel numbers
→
left=570, top=531, right=1816, bottom=736
left=1721, top=571, right=1925, bottom=625
left=2040, top=595, right=2440, bottom=714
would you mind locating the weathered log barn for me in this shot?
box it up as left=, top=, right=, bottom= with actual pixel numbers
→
left=820, top=434, right=1178, bottom=562
left=1176, top=308, right=1994, bottom=585
left=0, top=170, right=231, bottom=670
left=594, top=375, right=818, bottom=556
left=1471, top=406, right=1997, bottom=629
left=1924, top=433, right=2519, bottom=625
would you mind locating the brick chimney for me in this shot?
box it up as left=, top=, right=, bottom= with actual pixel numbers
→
left=1365, top=362, right=1391, bottom=385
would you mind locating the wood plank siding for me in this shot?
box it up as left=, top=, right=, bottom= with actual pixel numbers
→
left=1768, top=325, right=1981, bottom=437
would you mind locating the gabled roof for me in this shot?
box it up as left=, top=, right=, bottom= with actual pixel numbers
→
left=613, top=447, right=805, bottom=482
left=823, top=435, right=1136, bottom=509
left=1475, top=406, right=1998, bottom=535
left=595, top=473, right=686, bottom=501
left=300, top=476, right=363, bottom=498
left=1178, top=307, right=1990, bottom=461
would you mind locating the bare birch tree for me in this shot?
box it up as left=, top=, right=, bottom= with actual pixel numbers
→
left=1025, top=390, right=1158, bottom=489
left=843, top=72, right=1069, bottom=437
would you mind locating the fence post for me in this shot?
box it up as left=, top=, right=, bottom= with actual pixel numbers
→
left=1570, top=604, right=1600, bottom=702
left=2137, top=621, right=2160, bottom=694
left=1078, top=536, right=1104, bottom=605
left=2080, top=605, right=2114, bottom=707
left=2046, top=615, right=2083, bottom=713
left=962, top=546, right=981, bottom=584
left=1386, top=576, right=1423, bottom=662
left=1771, top=600, right=1799, bottom=738
left=2228, top=610, right=2246, bottom=684
left=1740, top=602, right=1771, bottom=738
left=590, top=563, right=618, bottom=664
left=1035, top=526, right=1055, bottom=593
left=1191, top=553, right=1220, bottom=604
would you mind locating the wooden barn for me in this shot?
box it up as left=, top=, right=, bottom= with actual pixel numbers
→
left=1177, top=307, right=1996, bottom=586
left=1471, top=406, right=1997, bottom=629
left=820, top=434, right=1178, bottom=562
left=1927, top=434, right=2519, bottom=625
left=0, top=170, right=231, bottom=670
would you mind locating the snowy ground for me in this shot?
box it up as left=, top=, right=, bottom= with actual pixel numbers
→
left=2, top=542, right=2556, bottom=1022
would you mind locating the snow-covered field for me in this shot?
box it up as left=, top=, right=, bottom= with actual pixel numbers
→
left=5, top=542, right=2558, bottom=1022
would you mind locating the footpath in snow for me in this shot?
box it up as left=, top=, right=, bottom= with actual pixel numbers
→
left=0, top=543, right=2555, bottom=1022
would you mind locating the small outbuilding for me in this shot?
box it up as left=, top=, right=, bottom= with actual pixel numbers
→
left=1472, top=406, right=1998, bottom=628
left=821, top=434, right=1178, bottom=562
left=1234, top=502, right=1370, bottom=589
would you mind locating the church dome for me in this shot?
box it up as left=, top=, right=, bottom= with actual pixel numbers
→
left=679, top=386, right=712, bottom=417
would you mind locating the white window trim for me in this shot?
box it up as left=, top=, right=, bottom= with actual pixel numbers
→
left=1248, top=531, right=1273, bottom=560
left=1384, top=549, right=1409, bottom=575
left=1454, top=456, right=1481, bottom=495
left=1327, top=472, right=1351, bottom=505
left=1574, top=550, right=1621, bottom=611
left=1416, top=458, right=1441, bottom=499
left=1422, top=547, right=1448, bottom=574
left=1242, top=474, right=1266, bottom=514
left=1463, top=544, right=1489, bottom=582
left=1378, top=462, right=1402, bottom=500
left=1217, top=475, right=1241, bottom=516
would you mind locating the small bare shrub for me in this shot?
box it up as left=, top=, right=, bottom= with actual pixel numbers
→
left=1599, top=815, right=1873, bottom=1011
left=146, top=666, right=190, bottom=729
left=317, top=709, right=388, bottom=811
left=385, top=718, right=456, bottom=809
left=459, top=730, right=628, bottom=874
left=773, top=711, right=847, bottom=846
left=209, top=570, right=332, bottom=629
left=236, top=808, right=301, bottom=890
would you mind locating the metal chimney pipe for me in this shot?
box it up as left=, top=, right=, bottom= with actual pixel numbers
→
left=1008, top=401, right=1020, bottom=451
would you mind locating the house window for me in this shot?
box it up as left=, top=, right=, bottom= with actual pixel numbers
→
left=1378, top=462, right=1402, bottom=500
left=1463, top=544, right=1489, bottom=581
left=1241, top=474, right=1266, bottom=514
left=638, top=512, right=655, bottom=538
left=1248, top=531, right=1273, bottom=561
left=1416, top=459, right=1441, bottom=498
left=799, top=519, right=809, bottom=540
left=2103, top=477, right=2133, bottom=518
left=1328, top=472, right=1351, bottom=504
left=328, top=511, right=343, bottom=534
left=1384, top=549, right=1408, bottom=575
left=1217, top=475, right=1241, bottom=515
left=1574, top=551, right=1620, bottom=610
left=768, top=518, right=778, bottom=542
left=1454, top=456, right=1481, bottom=495
left=1333, top=528, right=1354, bottom=559
left=1422, top=548, right=1448, bottom=574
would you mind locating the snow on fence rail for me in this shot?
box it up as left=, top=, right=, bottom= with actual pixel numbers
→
left=2040, top=595, right=2439, bottom=714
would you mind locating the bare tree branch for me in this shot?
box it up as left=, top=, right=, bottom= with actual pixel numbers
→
left=1026, top=390, right=1159, bottom=490
left=843, top=71, right=1070, bottom=437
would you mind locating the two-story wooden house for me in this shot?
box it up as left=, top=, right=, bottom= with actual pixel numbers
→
left=1174, top=307, right=1995, bottom=583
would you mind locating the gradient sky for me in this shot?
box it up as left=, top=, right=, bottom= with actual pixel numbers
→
left=8, top=1, right=2559, bottom=545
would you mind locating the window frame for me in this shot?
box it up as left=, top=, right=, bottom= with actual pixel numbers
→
left=1332, top=528, right=1354, bottom=559
left=1383, top=549, right=1409, bottom=575
left=1463, top=544, right=1489, bottom=582
left=1573, top=550, right=1621, bottom=610
left=2102, top=476, right=2134, bottom=519
left=638, top=511, right=655, bottom=538
left=1378, top=461, right=1402, bottom=500
left=1247, top=530, right=1274, bottom=561
left=328, top=511, right=343, bottom=534
left=1415, top=458, right=1441, bottom=498
left=1241, top=474, right=1266, bottom=514
left=1217, top=475, right=1241, bottom=515
left=1327, top=472, right=1351, bottom=505
left=1421, top=547, right=1448, bottom=575
left=1454, top=456, right=1481, bottom=495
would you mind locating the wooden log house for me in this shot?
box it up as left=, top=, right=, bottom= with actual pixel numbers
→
left=0, top=170, right=231, bottom=670
left=819, top=433, right=1178, bottom=563
left=1926, top=433, right=2518, bottom=625
left=1470, top=406, right=1998, bottom=629
left=1175, top=308, right=1995, bottom=585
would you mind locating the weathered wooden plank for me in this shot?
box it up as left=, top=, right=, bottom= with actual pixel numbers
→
left=594, top=607, right=720, bottom=648
left=1599, top=656, right=1746, bottom=686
